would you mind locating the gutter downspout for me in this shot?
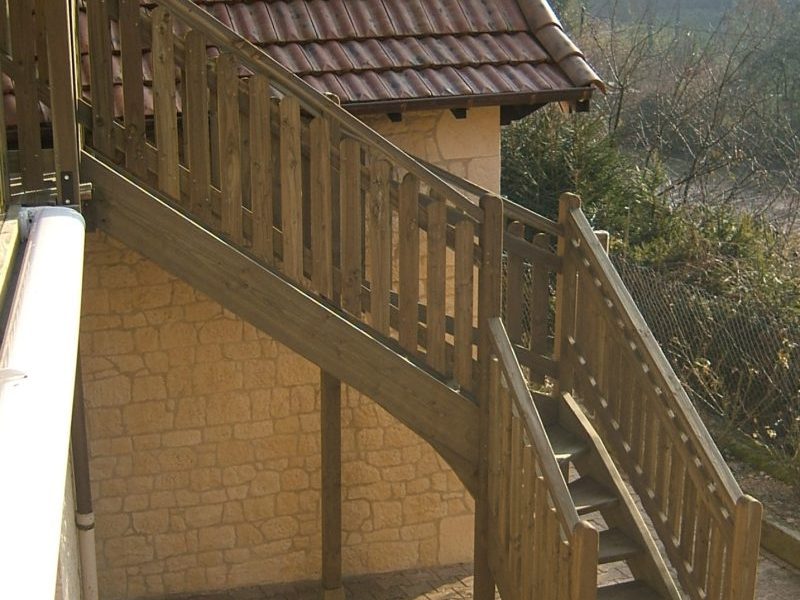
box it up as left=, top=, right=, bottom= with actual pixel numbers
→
left=0, top=207, right=85, bottom=599
left=72, top=361, right=99, bottom=600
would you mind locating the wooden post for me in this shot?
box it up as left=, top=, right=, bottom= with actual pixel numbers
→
left=570, top=521, right=599, bottom=600
left=554, top=193, right=581, bottom=395
left=474, top=194, right=503, bottom=600
left=43, top=0, right=80, bottom=207
left=321, top=371, right=345, bottom=600
left=727, top=495, right=762, bottom=600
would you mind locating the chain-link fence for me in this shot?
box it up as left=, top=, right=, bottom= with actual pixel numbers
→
left=612, top=256, right=800, bottom=462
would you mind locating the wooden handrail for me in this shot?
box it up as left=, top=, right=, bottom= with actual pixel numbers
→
left=565, top=207, right=743, bottom=509
left=148, top=0, right=482, bottom=223
left=419, top=159, right=561, bottom=236
left=488, top=317, right=580, bottom=532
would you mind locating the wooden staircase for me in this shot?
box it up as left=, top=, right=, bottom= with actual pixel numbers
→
left=0, top=0, right=763, bottom=599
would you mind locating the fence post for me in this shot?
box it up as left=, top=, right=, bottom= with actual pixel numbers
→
left=728, top=495, right=762, bottom=600
left=554, top=193, right=581, bottom=395
left=474, top=194, right=503, bottom=600
left=44, top=0, right=81, bottom=207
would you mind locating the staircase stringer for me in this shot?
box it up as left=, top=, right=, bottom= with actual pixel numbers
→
left=81, top=150, right=480, bottom=495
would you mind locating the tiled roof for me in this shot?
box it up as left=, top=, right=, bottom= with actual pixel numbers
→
left=3, top=1, right=602, bottom=126
left=186, top=0, right=602, bottom=112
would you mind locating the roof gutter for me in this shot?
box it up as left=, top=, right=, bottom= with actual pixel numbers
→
left=344, top=87, right=595, bottom=116
left=0, top=207, right=85, bottom=599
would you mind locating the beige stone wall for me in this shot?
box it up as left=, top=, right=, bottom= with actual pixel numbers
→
left=80, top=234, right=475, bottom=600
left=364, top=106, right=501, bottom=192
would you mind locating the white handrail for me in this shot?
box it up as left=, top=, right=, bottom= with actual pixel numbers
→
left=0, top=207, right=85, bottom=599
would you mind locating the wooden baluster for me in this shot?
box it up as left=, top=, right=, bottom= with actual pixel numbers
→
left=655, top=424, right=673, bottom=519
left=679, top=476, right=698, bottom=566
left=367, top=156, right=391, bottom=334
left=644, top=405, right=661, bottom=494
left=506, top=221, right=525, bottom=346
left=310, top=116, right=333, bottom=298
left=509, top=416, right=523, bottom=580
left=542, top=506, right=559, bottom=600
left=521, top=446, right=535, bottom=598
left=152, top=7, right=180, bottom=199
left=248, top=74, right=273, bottom=264
left=454, top=219, right=475, bottom=392
left=398, top=174, right=420, bottom=354
left=216, top=54, right=243, bottom=243
left=184, top=30, right=211, bottom=220
left=692, top=509, right=712, bottom=596
left=426, top=194, right=447, bottom=373
left=339, top=138, right=362, bottom=316
left=706, top=528, right=725, bottom=600
left=532, top=474, right=548, bottom=597
left=488, top=357, right=502, bottom=545
left=529, top=233, right=551, bottom=384
left=630, top=377, right=646, bottom=468
left=119, top=0, right=147, bottom=178
left=280, top=95, right=303, bottom=282
left=8, top=0, right=43, bottom=187
left=668, top=460, right=686, bottom=543
left=497, top=382, right=511, bottom=558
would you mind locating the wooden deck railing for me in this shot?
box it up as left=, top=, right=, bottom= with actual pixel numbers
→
left=556, top=194, right=762, bottom=600
left=79, top=0, right=489, bottom=392
left=487, top=317, right=598, bottom=600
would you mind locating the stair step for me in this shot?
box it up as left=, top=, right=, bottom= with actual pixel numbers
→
left=546, top=424, right=589, bottom=463
left=568, top=476, right=618, bottom=514
left=597, top=581, right=664, bottom=600
left=598, top=528, right=640, bottom=564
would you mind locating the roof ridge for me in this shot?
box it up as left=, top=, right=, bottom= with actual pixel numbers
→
left=516, top=0, right=604, bottom=91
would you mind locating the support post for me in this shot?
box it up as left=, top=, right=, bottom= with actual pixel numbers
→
left=474, top=194, right=503, bottom=599
left=728, top=495, right=762, bottom=600
left=44, top=0, right=81, bottom=207
left=321, top=370, right=344, bottom=600
left=554, top=193, right=581, bottom=395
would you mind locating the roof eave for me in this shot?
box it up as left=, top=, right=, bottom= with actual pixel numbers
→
left=343, top=86, right=595, bottom=116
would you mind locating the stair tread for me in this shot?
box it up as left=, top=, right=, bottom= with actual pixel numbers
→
left=568, top=476, right=618, bottom=514
left=598, top=528, right=640, bottom=564
left=597, top=581, right=664, bottom=600
left=546, top=424, right=589, bottom=463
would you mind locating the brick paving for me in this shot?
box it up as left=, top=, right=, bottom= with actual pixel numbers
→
left=162, top=551, right=799, bottom=599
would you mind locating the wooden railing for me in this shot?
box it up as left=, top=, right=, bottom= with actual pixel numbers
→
left=80, top=0, right=488, bottom=391
left=487, top=317, right=598, bottom=600
left=556, top=194, right=762, bottom=600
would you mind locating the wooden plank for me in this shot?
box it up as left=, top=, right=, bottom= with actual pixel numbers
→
left=320, top=370, right=343, bottom=598
left=506, top=221, right=525, bottom=345
left=8, top=0, right=43, bottom=187
left=554, top=193, right=581, bottom=393
left=280, top=95, right=304, bottom=282
left=84, top=150, right=480, bottom=495
left=398, top=173, right=420, bottom=354
left=216, top=53, right=243, bottom=242
left=43, top=0, right=80, bottom=206
left=151, top=7, right=180, bottom=199
left=184, top=30, right=211, bottom=220
left=454, top=219, right=474, bottom=392
left=85, top=0, right=114, bottom=158
left=367, top=156, right=391, bottom=334
left=529, top=233, right=551, bottom=367
left=426, top=194, right=447, bottom=373
left=339, top=138, right=362, bottom=315
left=119, top=0, right=147, bottom=177
left=310, top=116, right=333, bottom=299
left=248, top=74, right=273, bottom=263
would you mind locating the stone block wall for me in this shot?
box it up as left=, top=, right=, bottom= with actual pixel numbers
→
left=364, top=106, right=501, bottom=192
left=80, top=234, right=474, bottom=599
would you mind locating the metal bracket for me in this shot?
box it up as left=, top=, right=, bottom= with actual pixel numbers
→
left=60, top=171, right=76, bottom=206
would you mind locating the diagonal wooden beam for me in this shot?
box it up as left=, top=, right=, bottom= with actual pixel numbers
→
left=81, top=150, right=479, bottom=495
